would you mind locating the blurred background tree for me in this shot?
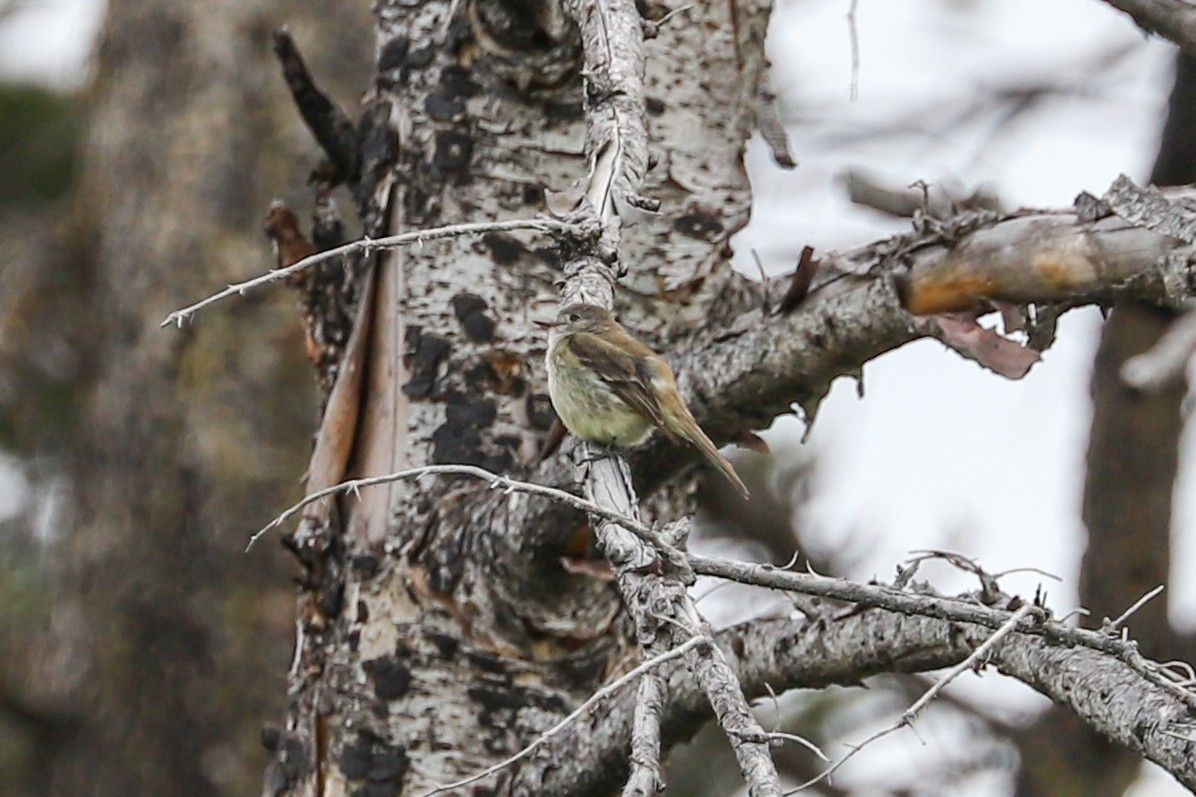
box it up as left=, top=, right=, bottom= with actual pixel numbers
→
left=0, top=2, right=371, bottom=795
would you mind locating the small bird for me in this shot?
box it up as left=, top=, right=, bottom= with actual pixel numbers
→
left=543, top=303, right=750, bottom=499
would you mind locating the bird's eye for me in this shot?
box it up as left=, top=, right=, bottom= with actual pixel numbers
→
left=569, top=313, right=580, bottom=322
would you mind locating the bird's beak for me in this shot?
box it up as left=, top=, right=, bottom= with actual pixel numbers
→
left=533, top=319, right=557, bottom=329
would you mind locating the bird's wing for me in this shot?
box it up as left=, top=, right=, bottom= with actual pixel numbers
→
left=567, top=331, right=676, bottom=438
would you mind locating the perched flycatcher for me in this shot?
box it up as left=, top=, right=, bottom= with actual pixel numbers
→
left=544, top=303, right=750, bottom=499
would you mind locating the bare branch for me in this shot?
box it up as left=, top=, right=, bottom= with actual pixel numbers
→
left=632, top=181, right=1196, bottom=493
left=248, top=463, right=683, bottom=564
left=525, top=585, right=1196, bottom=795
left=1105, top=584, right=1166, bottom=634
left=414, top=637, right=706, bottom=797
left=161, top=218, right=568, bottom=327
left=549, top=0, right=783, bottom=792
left=686, top=552, right=1196, bottom=711
left=847, top=0, right=861, bottom=101
left=996, top=633, right=1196, bottom=789
left=789, top=604, right=1037, bottom=793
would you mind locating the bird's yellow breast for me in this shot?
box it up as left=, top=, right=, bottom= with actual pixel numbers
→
left=547, top=344, right=654, bottom=447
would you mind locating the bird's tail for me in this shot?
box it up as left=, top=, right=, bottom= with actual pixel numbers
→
left=673, top=414, right=750, bottom=500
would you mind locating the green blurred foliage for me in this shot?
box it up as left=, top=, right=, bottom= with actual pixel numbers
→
left=0, top=82, right=79, bottom=207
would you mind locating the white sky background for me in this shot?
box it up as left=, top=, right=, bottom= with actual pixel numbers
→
left=0, top=0, right=1191, bottom=794
left=0, top=0, right=102, bottom=87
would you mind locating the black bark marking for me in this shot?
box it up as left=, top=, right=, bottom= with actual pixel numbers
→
left=426, top=91, right=465, bottom=122
left=525, top=393, right=556, bottom=430
left=522, top=184, right=544, bottom=205
left=362, top=656, right=413, bottom=701
left=480, top=232, right=528, bottom=266
left=672, top=211, right=725, bottom=241
left=403, top=327, right=452, bottom=398
left=426, top=632, right=461, bottom=659
left=430, top=421, right=486, bottom=466
left=340, top=742, right=373, bottom=779
left=376, top=36, right=408, bottom=73
left=351, top=554, right=381, bottom=579
left=357, top=101, right=397, bottom=183
left=433, top=130, right=474, bottom=175
left=452, top=293, right=498, bottom=341
left=445, top=395, right=499, bottom=427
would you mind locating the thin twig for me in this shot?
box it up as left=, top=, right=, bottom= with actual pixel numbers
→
left=1106, top=584, right=1165, bottom=634
left=162, top=218, right=568, bottom=327
left=415, top=637, right=706, bottom=797
left=787, top=604, right=1036, bottom=794
left=847, top=0, right=861, bottom=101
left=247, top=462, right=681, bottom=555
left=767, top=731, right=828, bottom=762
left=686, top=552, right=1196, bottom=711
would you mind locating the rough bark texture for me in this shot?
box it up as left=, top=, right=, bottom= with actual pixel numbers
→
left=7, top=3, right=374, bottom=797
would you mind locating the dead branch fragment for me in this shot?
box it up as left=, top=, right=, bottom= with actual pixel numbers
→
left=272, top=28, right=360, bottom=185
left=622, top=672, right=666, bottom=797
left=892, top=175, right=1196, bottom=316
left=663, top=179, right=1196, bottom=463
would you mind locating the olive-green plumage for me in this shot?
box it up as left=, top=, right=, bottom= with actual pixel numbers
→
left=545, top=303, right=749, bottom=499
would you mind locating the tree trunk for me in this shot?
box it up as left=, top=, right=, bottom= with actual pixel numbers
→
left=266, top=0, right=774, bottom=794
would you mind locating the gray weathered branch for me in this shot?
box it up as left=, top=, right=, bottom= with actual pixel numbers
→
left=640, top=195, right=1196, bottom=488
left=521, top=589, right=1196, bottom=796
left=512, top=184, right=1196, bottom=567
